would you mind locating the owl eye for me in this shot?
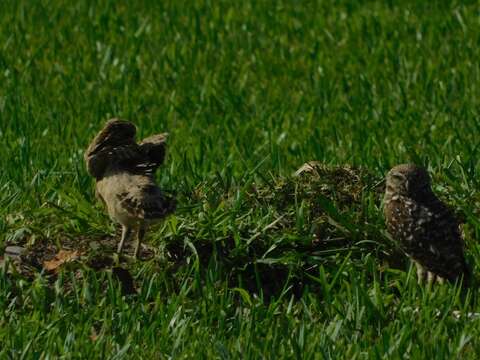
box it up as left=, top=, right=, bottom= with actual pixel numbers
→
left=390, top=173, right=405, bottom=182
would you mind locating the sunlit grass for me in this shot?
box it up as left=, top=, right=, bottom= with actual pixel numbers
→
left=1, top=0, right=480, bottom=358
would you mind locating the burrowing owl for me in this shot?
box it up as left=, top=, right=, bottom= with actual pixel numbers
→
left=85, top=119, right=175, bottom=258
left=383, top=164, right=469, bottom=285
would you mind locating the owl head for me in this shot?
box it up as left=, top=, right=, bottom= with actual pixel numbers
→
left=88, top=119, right=137, bottom=155
left=385, top=164, right=431, bottom=197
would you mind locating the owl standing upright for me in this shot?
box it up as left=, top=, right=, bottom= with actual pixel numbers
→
left=85, top=119, right=176, bottom=258
left=383, top=164, right=469, bottom=285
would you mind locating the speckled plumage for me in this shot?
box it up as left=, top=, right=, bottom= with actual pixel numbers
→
left=383, top=164, right=469, bottom=285
left=85, top=119, right=175, bottom=258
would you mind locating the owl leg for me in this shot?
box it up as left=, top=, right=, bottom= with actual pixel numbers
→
left=118, top=225, right=133, bottom=254
left=427, top=271, right=437, bottom=285
left=414, top=261, right=427, bottom=284
left=133, top=224, right=147, bottom=259
left=436, top=276, right=445, bottom=285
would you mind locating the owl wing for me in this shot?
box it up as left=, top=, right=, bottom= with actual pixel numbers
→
left=85, top=121, right=139, bottom=179
left=389, top=198, right=468, bottom=282
left=136, top=133, right=168, bottom=174
left=116, top=183, right=176, bottom=220
left=85, top=144, right=142, bottom=179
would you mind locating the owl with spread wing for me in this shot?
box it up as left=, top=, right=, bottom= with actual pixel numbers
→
left=85, top=119, right=175, bottom=258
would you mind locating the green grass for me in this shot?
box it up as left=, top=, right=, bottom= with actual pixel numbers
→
left=1, top=0, right=480, bottom=358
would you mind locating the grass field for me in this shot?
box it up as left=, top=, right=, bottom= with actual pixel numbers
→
left=1, top=0, right=480, bottom=358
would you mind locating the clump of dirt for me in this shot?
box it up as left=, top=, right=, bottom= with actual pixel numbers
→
left=161, top=162, right=395, bottom=300
left=252, top=161, right=382, bottom=209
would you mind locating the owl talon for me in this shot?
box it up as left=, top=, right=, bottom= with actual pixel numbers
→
left=415, top=261, right=426, bottom=285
